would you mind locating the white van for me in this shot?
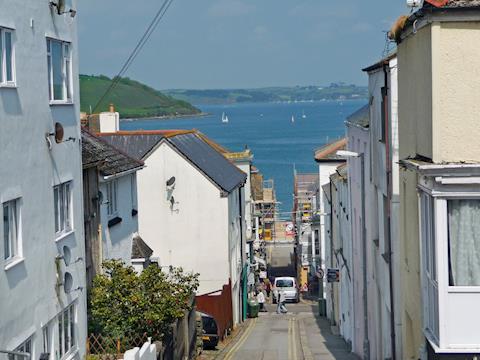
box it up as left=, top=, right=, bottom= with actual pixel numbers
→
left=272, top=276, right=299, bottom=303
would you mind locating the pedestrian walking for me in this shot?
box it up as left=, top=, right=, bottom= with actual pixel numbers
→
left=257, top=290, right=266, bottom=312
left=276, top=290, right=288, bottom=314
left=264, top=278, right=271, bottom=298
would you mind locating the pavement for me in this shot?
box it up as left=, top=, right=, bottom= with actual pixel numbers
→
left=199, top=300, right=360, bottom=360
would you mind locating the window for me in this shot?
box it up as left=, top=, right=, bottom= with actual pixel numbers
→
left=54, top=182, right=72, bottom=236
left=0, top=28, right=14, bottom=85
left=106, top=180, right=118, bottom=216
left=3, top=199, right=20, bottom=261
left=448, top=199, right=480, bottom=286
left=57, top=304, right=76, bottom=358
left=131, top=175, right=137, bottom=210
left=47, top=38, right=72, bottom=102
left=8, top=338, right=32, bottom=360
left=380, top=87, right=387, bottom=143
left=421, top=193, right=436, bottom=281
left=43, top=324, right=50, bottom=356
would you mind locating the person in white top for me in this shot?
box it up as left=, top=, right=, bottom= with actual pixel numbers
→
left=257, top=290, right=266, bottom=312
left=276, top=291, right=288, bottom=314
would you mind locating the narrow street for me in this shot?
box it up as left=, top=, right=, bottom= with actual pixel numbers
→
left=217, top=302, right=359, bottom=360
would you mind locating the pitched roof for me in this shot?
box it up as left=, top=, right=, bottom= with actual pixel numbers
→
left=345, top=104, right=370, bottom=128
left=167, top=132, right=247, bottom=193
left=98, top=130, right=191, bottom=160
left=314, top=138, right=347, bottom=162
left=131, top=234, right=153, bottom=260
left=81, top=128, right=143, bottom=176
left=100, top=130, right=247, bottom=194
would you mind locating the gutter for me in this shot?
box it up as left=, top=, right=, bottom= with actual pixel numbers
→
left=102, top=166, right=144, bottom=181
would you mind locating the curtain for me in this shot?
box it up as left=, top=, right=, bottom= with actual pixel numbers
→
left=448, top=199, right=480, bottom=286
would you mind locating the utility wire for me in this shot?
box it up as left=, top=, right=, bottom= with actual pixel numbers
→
left=91, top=0, right=175, bottom=114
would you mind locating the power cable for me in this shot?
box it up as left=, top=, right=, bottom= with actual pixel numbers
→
left=91, top=0, right=175, bottom=114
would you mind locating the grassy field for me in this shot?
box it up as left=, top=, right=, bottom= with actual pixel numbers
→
left=80, top=75, right=200, bottom=118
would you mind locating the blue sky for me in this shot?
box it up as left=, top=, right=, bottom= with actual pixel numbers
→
left=78, top=0, right=408, bottom=89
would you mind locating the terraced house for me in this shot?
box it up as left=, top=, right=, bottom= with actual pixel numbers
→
left=0, top=1, right=87, bottom=359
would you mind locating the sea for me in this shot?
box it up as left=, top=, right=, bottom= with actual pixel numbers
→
left=121, top=100, right=366, bottom=219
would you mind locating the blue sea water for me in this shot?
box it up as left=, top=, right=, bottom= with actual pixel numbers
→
left=121, top=100, right=366, bottom=218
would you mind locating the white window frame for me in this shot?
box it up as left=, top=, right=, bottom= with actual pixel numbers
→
left=106, top=180, right=118, bottom=217
left=9, top=337, right=32, bottom=360
left=56, top=303, right=76, bottom=359
left=0, top=27, right=15, bottom=86
left=3, top=198, right=21, bottom=264
left=47, top=38, right=72, bottom=104
left=54, top=182, right=72, bottom=238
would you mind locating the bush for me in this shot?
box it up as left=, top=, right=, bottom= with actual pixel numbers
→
left=90, top=260, right=199, bottom=340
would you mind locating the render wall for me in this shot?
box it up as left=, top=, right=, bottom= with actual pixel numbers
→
left=0, top=0, right=87, bottom=357
left=99, top=173, right=138, bottom=265
left=433, top=21, right=480, bottom=162
left=136, top=142, right=231, bottom=296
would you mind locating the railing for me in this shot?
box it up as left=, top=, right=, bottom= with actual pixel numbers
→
left=86, top=333, right=149, bottom=360
left=0, top=350, right=30, bottom=360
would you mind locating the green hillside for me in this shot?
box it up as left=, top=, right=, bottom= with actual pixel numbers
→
left=165, top=83, right=368, bottom=105
left=80, top=75, right=201, bottom=119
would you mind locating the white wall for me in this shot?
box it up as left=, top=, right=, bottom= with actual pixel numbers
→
left=0, top=0, right=87, bottom=358
left=318, top=161, right=344, bottom=298
left=99, top=173, right=138, bottom=265
left=137, top=142, right=232, bottom=295
left=99, top=111, right=120, bottom=133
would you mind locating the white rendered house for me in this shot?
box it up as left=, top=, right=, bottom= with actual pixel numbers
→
left=100, top=130, right=247, bottom=326
left=81, top=129, right=144, bottom=285
left=0, top=1, right=87, bottom=359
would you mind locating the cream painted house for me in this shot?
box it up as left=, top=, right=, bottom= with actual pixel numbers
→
left=0, top=1, right=87, bottom=359
left=100, top=130, right=247, bottom=326
left=396, top=1, right=480, bottom=358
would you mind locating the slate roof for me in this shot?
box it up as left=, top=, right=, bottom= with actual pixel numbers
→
left=314, top=138, right=347, bottom=162
left=131, top=234, right=153, bottom=259
left=424, top=0, right=480, bottom=7
left=167, top=132, right=247, bottom=193
left=100, top=130, right=247, bottom=194
left=98, top=130, right=187, bottom=160
left=81, top=128, right=143, bottom=176
left=345, top=104, right=370, bottom=128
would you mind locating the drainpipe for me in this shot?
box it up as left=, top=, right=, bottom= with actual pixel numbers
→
left=384, top=63, right=397, bottom=360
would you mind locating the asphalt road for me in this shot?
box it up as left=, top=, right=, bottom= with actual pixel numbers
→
left=216, top=302, right=360, bottom=360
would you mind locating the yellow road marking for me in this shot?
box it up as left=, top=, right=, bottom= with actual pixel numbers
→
left=288, top=318, right=292, bottom=360
left=224, top=318, right=257, bottom=360
left=292, top=317, right=297, bottom=360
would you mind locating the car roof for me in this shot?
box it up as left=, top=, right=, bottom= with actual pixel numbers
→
left=275, top=277, right=296, bottom=281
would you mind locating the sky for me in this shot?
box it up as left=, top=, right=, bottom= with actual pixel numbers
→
left=78, top=0, right=408, bottom=90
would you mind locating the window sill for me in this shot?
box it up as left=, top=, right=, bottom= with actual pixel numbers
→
left=4, top=256, right=25, bottom=271
left=49, top=101, right=74, bottom=106
left=0, top=83, right=17, bottom=89
left=55, top=229, right=75, bottom=242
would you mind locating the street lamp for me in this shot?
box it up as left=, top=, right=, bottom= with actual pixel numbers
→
left=336, top=149, right=370, bottom=360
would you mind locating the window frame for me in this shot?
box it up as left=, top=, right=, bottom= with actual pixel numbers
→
left=0, top=27, right=15, bottom=86
left=47, top=38, right=72, bottom=104
left=8, top=337, right=32, bottom=360
left=56, top=303, right=77, bottom=359
left=54, top=182, right=72, bottom=238
left=3, top=198, right=21, bottom=263
left=106, top=180, right=118, bottom=217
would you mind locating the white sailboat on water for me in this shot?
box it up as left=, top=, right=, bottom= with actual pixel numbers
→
left=302, top=110, right=307, bottom=119
left=291, top=115, right=295, bottom=123
left=221, top=112, right=229, bottom=124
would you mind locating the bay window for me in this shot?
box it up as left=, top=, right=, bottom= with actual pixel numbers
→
left=0, top=27, right=14, bottom=85
left=57, top=303, right=76, bottom=358
left=47, top=38, right=72, bottom=102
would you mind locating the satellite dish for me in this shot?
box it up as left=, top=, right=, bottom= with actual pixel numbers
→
left=166, top=176, right=176, bottom=187
left=63, top=272, right=73, bottom=293
left=54, top=122, right=64, bottom=143
left=62, top=245, right=71, bottom=266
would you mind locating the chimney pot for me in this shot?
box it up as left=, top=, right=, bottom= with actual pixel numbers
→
left=109, top=103, right=115, bottom=113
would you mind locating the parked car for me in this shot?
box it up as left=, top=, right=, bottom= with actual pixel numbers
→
left=199, top=312, right=219, bottom=349
left=272, top=276, right=299, bottom=303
